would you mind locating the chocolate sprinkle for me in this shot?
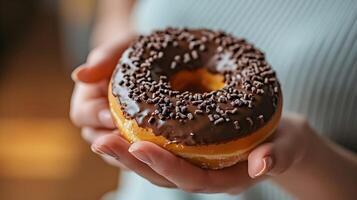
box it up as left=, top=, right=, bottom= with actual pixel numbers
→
left=214, top=118, right=225, bottom=125
left=148, top=116, right=156, bottom=124
left=111, top=28, right=281, bottom=146
left=234, top=121, right=240, bottom=130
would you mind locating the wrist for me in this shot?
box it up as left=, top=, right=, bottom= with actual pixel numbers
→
left=293, top=126, right=320, bottom=171
left=270, top=126, right=328, bottom=199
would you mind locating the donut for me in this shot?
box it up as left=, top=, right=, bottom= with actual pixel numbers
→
left=109, top=28, right=282, bottom=169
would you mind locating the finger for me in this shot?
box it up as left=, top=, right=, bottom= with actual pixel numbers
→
left=247, top=143, right=274, bottom=178
left=101, top=154, right=128, bottom=170
left=81, top=128, right=128, bottom=169
left=248, top=120, right=305, bottom=178
left=81, top=127, right=113, bottom=144
left=218, top=163, right=258, bottom=194
left=248, top=141, right=295, bottom=177
left=129, top=141, right=234, bottom=193
left=72, top=80, right=109, bottom=100
left=91, top=134, right=175, bottom=188
left=129, top=141, right=260, bottom=193
left=72, top=38, right=133, bottom=83
left=70, top=82, right=115, bottom=129
left=70, top=98, right=115, bottom=128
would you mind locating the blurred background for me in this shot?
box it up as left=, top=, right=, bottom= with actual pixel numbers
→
left=0, top=0, right=118, bottom=199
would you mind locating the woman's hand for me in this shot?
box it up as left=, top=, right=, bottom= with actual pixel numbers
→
left=89, top=111, right=314, bottom=194
left=69, top=37, right=316, bottom=193
left=70, top=39, right=357, bottom=198
left=130, top=114, right=312, bottom=193
left=70, top=35, right=135, bottom=169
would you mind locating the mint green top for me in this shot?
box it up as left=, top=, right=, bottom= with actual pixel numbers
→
left=107, top=1, right=357, bottom=199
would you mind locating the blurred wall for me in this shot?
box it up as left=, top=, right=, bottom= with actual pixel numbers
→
left=0, top=1, right=119, bottom=199
left=59, top=0, right=96, bottom=68
left=0, top=0, right=36, bottom=58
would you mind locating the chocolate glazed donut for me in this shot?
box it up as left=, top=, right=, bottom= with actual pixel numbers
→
left=109, top=28, right=282, bottom=169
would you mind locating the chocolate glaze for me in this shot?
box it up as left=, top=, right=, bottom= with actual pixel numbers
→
left=111, top=28, right=281, bottom=146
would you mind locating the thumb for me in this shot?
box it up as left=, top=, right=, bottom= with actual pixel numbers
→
left=72, top=37, right=134, bottom=83
left=247, top=133, right=303, bottom=178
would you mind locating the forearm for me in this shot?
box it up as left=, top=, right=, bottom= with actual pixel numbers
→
left=273, top=132, right=357, bottom=200
left=91, top=0, right=136, bottom=47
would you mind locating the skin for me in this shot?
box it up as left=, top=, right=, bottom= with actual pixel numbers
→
left=70, top=1, right=357, bottom=199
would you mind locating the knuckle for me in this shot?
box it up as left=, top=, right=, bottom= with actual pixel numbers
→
left=87, top=48, right=106, bottom=62
left=69, top=109, right=82, bottom=127
left=87, top=49, right=99, bottom=61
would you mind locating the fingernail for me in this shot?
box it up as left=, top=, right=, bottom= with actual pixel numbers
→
left=129, top=143, right=152, bottom=165
left=71, top=66, right=84, bottom=82
left=98, top=109, right=115, bottom=128
left=254, top=156, right=273, bottom=178
left=91, top=145, right=119, bottom=159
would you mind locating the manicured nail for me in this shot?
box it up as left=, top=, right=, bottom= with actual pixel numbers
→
left=71, top=66, right=85, bottom=82
left=91, top=145, right=118, bottom=159
left=129, top=143, right=152, bottom=165
left=98, top=109, right=115, bottom=128
left=254, top=156, right=273, bottom=178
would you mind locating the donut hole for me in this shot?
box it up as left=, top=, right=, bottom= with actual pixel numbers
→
left=169, top=68, right=225, bottom=93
